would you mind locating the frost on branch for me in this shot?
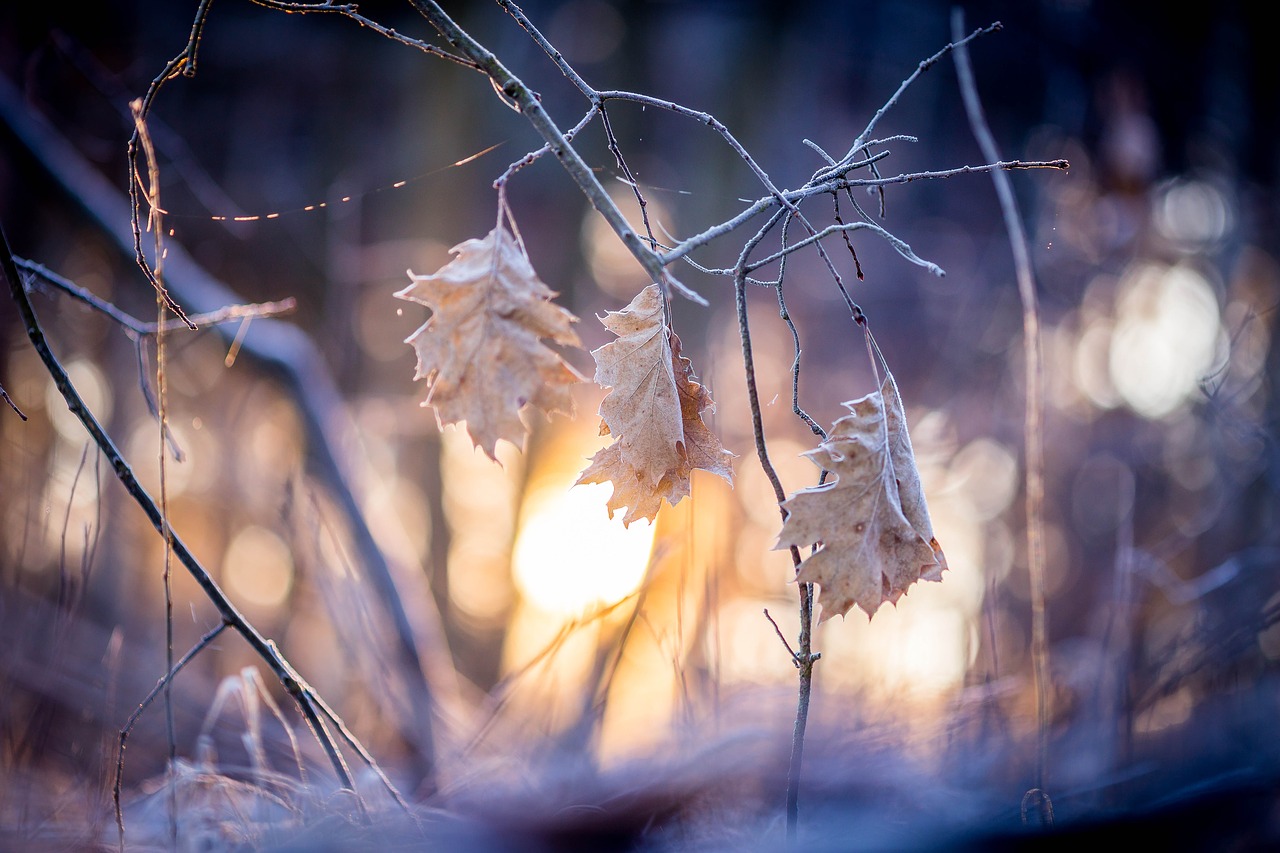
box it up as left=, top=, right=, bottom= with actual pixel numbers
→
left=395, top=226, right=586, bottom=460
left=576, top=284, right=734, bottom=526
left=775, top=373, right=947, bottom=620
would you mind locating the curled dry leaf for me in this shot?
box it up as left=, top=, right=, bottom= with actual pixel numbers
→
left=775, top=373, right=946, bottom=620
left=395, top=226, right=586, bottom=460
left=576, top=284, right=734, bottom=526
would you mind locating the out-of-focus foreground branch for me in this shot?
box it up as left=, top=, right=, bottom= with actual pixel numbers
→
left=0, top=72, right=452, bottom=787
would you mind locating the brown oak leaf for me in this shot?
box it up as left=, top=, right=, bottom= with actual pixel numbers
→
left=395, top=226, right=585, bottom=460
left=775, top=373, right=946, bottom=620
left=576, top=284, right=734, bottom=526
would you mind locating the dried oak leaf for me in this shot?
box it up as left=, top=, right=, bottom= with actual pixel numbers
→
left=576, top=284, right=734, bottom=526
left=395, top=226, right=585, bottom=460
left=775, top=373, right=947, bottom=620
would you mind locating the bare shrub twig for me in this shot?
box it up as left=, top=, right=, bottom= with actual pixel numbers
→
left=2, top=227, right=411, bottom=840
left=952, top=9, right=1054, bottom=827
left=0, top=71, right=447, bottom=787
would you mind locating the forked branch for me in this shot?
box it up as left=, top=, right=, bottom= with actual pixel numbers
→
left=1, top=227, right=409, bottom=826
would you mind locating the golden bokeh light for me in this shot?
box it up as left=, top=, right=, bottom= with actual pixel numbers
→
left=946, top=437, right=1018, bottom=522
left=125, top=417, right=203, bottom=498
left=46, top=359, right=111, bottom=444
left=1109, top=262, right=1222, bottom=418
left=582, top=185, right=675, bottom=299
left=1074, top=317, right=1122, bottom=410
left=512, top=482, right=655, bottom=618
left=816, top=584, right=973, bottom=701
left=223, top=524, right=295, bottom=610
left=33, top=442, right=104, bottom=570
left=441, top=428, right=522, bottom=624
left=362, top=474, right=432, bottom=566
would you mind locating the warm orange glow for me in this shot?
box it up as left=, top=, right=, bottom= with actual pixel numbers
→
left=512, top=482, right=655, bottom=618
left=223, top=525, right=295, bottom=609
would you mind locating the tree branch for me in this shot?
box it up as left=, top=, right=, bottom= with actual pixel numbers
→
left=407, top=0, right=698, bottom=301
left=0, top=71, right=446, bottom=788
left=2, top=225, right=363, bottom=798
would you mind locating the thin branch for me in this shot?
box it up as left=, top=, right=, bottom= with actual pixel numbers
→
left=1, top=381, right=26, bottom=420
left=494, top=105, right=599, bottom=186
left=765, top=208, right=828, bottom=438
left=777, top=288, right=826, bottom=438
left=408, top=0, right=695, bottom=301
left=16, top=257, right=296, bottom=335
left=731, top=247, right=815, bottom=837
left=416, top=2, right=1059, bottom=329
left=594, top=89, right=862, bottom=293
left=498, top=0, right=594, bottom=96
left=660, top=159, right=1065, bottom=267
left=248, top=0, right=359, bottom=11
left=0, top=73, right=446, bottom=785
left=125, top=0, right=212, bottom=329
left=600, top=103, right=659, bottom=250
left=845, top=20, right=1003, bottom=164
left=952, top=8, right=1056, bottom=826
left=309, top=685, right=413, bottom=813
left=497, top=0, right=1057, bottom=307
left=743, top=220, right=944, bottom=277
left=113, top=622, right=229, bottom=851
left=249, top=0, right=482, bottom=69
left=763, top=608, right=799, bottom=665
left=2, top=226, right=378, bottom=803
left=129, top=98, right=180, bottom=846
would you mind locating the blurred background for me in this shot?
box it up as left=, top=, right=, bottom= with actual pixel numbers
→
left=1, top=0, right=1277, bottom=848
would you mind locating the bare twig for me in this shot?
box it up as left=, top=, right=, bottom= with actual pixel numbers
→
left=771, top=212, right=827, bottom=438
left=248, top=0, right=482, bottom=69
left=128, top=97, right=181, bottom=847
left=952, top=9, right=1057, bottom=826
left=661, top=158, right=1066, bottom=269
left=760, top=317, right=861, bottom=839
left=762, top=609, right=799, bottom=665
left=0, top=381, right=26, bottom=420
left=844, top=20, right=1003, bottom=168
left=1, top=226, right=400, bottom=811
left=113, top=622, right=229, bottom=851
left=742, top=220, right=944, bottom=277
left=124, top=0, right=211, bottom=329
left=731, top=252, right=815, bottom=838
left=15, top=257, right=297, bottom=335
left=0, top=72, right=446, bottom=785
left=322, top=0, right=1063, bottom=324
left=407, top=0, right=699, bottom=301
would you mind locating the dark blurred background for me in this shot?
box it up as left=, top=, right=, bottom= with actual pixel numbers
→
left=2, top=0, right=1277, bottom=848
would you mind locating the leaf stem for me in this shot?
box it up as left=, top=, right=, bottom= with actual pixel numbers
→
left=409, top=0, right=684, bottom=298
